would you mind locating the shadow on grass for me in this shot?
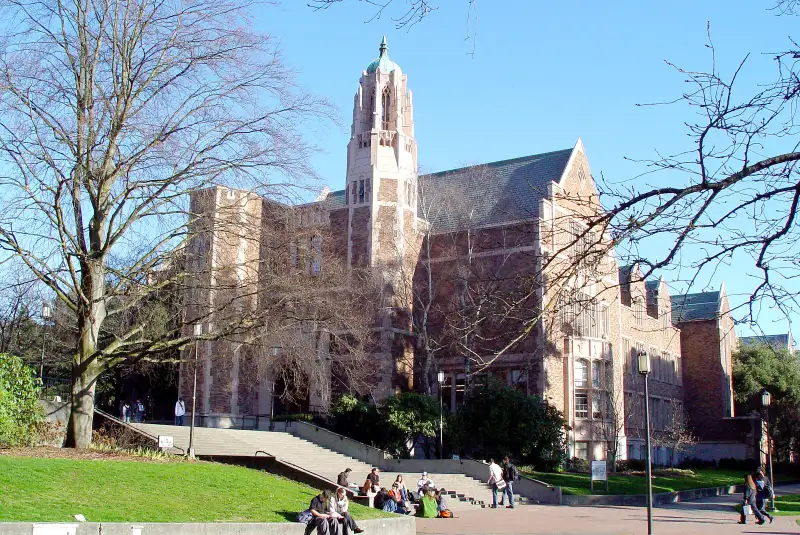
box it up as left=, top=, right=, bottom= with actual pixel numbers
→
left=277, top=511, right=299, bottom=522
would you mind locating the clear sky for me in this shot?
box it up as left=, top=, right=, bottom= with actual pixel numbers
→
left=254, top=0, right=797, bottom=338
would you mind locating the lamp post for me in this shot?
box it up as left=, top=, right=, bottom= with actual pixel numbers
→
left=188, top=323, right=202, bottom=459
left=40, top=302, right=51, bottom=379
left=761, top=388, right=777, bottom=512
left=638, top=350, right=654, bottom=535
left=437, top=370, right=445, bottom=459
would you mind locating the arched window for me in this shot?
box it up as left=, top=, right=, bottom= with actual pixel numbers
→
left=381, top=85, right=391, bottom=130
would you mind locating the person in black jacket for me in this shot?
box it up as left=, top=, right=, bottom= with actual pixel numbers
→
left=739, top=474, right=766, bottom=525
left=754, top=468, right=774, bottom=523
left=337, top=468, right=351, bottom=488
left=499, top=456, right=518, bottom=508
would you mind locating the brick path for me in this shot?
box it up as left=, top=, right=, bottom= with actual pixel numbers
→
left=415, top=484, right=800, bottom=535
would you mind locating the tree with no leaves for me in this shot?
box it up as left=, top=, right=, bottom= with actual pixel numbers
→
left=0, top=0, right=327, bottom=448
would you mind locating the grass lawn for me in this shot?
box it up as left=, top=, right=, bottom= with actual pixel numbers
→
left=0, top=455, right=388, bottom=522
left=773, top=494, right=800, bottom=516
left=524, top=468, right=778, bottom=496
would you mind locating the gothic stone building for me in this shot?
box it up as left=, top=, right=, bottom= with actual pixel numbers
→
left=179, top=39, right=757, bottom=463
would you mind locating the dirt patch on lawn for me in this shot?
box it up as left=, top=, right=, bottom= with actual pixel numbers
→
left=0, top=446, right=187, bottom=463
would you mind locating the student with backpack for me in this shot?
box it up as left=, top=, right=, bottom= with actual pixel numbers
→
left=500, top=456, right=519, bottom=508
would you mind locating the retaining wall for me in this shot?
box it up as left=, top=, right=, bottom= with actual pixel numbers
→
left=0, top=517, right=414, bottom=535
left=561, top=484, right=744, bottom=506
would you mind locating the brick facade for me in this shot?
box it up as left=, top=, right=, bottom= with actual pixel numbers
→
left=178, top=39, right=754, bottom=463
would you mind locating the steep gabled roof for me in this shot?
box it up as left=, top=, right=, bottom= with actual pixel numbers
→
left=671, top=291, right=721, bottom=323
left=418, top=148, right=574, bottom=233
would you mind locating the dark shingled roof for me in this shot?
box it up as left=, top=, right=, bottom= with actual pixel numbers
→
left=417, top=148, right=574, bottom=233
left=739, top=334, right=791, bottom=351
left=320, top=188, right=346, bottom=209
left=671, top=291, right=720, bottom=323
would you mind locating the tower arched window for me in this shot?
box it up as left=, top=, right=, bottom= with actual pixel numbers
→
left=381, top=85, right=391, bottom=130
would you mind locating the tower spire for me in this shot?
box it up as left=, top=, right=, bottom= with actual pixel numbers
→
left=379, top=36, right=388, bottom=56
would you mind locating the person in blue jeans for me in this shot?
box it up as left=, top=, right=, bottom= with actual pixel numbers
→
left=487, top=458, right=504, bottom=508
left=500, top=456, right=518, bottom=508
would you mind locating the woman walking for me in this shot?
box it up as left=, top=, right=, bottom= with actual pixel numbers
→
left=739, top=474, right=767, bottom=525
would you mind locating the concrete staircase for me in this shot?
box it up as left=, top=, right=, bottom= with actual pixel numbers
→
left=132, top=423, right=528, bottom=510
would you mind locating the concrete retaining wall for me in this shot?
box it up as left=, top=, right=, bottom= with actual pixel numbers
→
left=0, top=517, right=414, bottom=535
left=40, top=400, right=70, bottom=425
left=561, top=484, right=744, bottom=506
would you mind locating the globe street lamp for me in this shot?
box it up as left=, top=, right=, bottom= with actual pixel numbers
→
left=437, top=370, right=445, bottom=459
left=761, top=388, right=777, bottom=512
left=188, top=323, right=202, bottom=459
left=40, top=302, right=51, bottom=379
left=638, top=350, right=654, bottom=535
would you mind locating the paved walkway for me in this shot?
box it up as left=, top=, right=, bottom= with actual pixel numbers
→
left=415, top=485, right=800, bottom=535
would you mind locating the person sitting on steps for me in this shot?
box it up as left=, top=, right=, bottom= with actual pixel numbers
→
left=330, top=487, right=364, bottom=535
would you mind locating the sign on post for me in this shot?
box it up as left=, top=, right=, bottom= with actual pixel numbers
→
left=590, top=460, right=608, bottom=492
left=158, top=435, right=174, bottom=449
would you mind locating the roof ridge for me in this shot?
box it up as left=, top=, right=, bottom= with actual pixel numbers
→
left=421, top=148, right=573, bottom=178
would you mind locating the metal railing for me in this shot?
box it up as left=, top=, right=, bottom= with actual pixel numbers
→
left=94, top=407, right=186, bottom=455
left=40, top=376, right=71, bottom=401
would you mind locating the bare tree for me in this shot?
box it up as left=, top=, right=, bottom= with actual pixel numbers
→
left=308, top=0, right=477, bottom=30
left=0, top=0, right=328, bottom=447
left=653, top=404, right=697, bottom=467
left=595, top=10, right=800, bottom=325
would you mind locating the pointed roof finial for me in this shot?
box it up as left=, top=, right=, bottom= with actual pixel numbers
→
left=366, top=36, right=399, bottom=74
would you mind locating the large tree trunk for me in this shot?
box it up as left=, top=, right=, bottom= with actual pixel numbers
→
left=65, top=259, right=107, bottom=449
left=64, top=359, right=102, bottom=448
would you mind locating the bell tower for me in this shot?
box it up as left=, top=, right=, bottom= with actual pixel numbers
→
left=345, top=37, right=420, bottom=396
left=345, top=36, right=418, bottom=269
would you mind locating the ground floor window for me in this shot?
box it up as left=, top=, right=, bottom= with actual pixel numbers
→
left=574, top=442, right=589, bottom=460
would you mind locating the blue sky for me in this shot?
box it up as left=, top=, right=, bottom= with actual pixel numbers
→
left=255, top=0, right=797, bottom=338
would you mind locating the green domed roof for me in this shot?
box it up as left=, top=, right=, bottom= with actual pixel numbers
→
left=366, top=36, right=400, bottom=74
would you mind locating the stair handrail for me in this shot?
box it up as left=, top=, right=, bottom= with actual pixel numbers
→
left=93, top=408, right=186, bottom=455
left=283, top=420, right=393, bottom=462
left=254, top=450, right=360, bottom=498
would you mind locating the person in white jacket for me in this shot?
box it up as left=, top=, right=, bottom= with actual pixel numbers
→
left=174, top=397, right=186, bottom=426
left=329, top=487, right=364, bottom=535
left=487, top=458, right=504, bottom=508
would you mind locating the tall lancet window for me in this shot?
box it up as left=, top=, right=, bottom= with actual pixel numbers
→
left=381, top=86, right=391, bottom=130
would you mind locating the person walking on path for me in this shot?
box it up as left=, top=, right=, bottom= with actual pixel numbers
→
left=134, top=399, right=145, bottom=423
left=330, top=487, right=364, bottom=535
left=754, top=468, right=774, bottom=523
left=499, top=456, right=518, bottom=508
left=120, top=401, right=131, bottom=423
left=739, top=474, right=768, bottom=525
left=487, top=458, right=505, bottom=509
left=174, top=397, right=185, bottom=426
left=338, top=468, right=352, bottom=488
left=306, top=490, right=340, bottom=535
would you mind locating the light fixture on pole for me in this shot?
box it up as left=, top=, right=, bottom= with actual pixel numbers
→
left=270, top=345, right=280, bottom=430
left=437, top=370, right=445, bottom=460
left=40, top=302, right=51, bottom=379
left=188, top=323, right=202, bottom=459
left=761, top=388, right=777, bottom=512
left=638, top=350, right=654, bottom=535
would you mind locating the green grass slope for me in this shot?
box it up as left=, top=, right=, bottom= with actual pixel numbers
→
left=0, top=456, right=387, bottom=522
